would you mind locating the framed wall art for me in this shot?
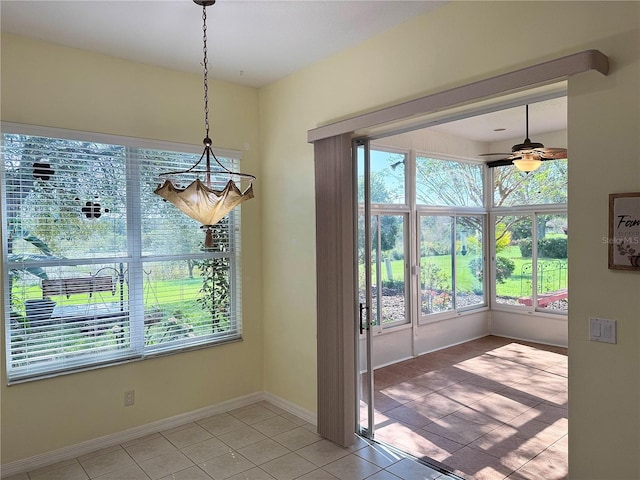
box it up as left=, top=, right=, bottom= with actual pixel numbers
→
left=609, top=192, right=640, bottom=270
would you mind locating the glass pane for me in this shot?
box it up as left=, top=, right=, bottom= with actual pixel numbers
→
left=370, top=216, right=380, bottom=327
left=358, top=149, right=406, bottom=205
left=536, top=214, right=568, bottom=312
left=378, top=215, right=407, bottom=327
left=3, top=133, right=245, bottom=381
left=357, top=210, right=371, bottom=432
left=493, top=159, right=567, bottom=207
left=142, top=256, right=237, bottom=351
left=356, top=209, right=376, bottom=331
left=357, top=212, right=366, bottom=316
left=495, top=215, right=532, bottom=306
left=355, top=143, right=370, bottom=436
left=456, top=216, right=484, bottom=308
left=137, top=148, right=235, bottom=255
left=3, top=134, right=127, bottom=260
left=8, top=262, right=132, bottom=377
left=357, top=145, right=365, bottom=204
left=416, top=156, right=483, bottom=207
left=420, top=216, right=453, bottom=315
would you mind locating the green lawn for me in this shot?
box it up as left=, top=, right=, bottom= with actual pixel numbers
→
left=372, top=246, right=567, bottom=299
left=12, top=276, right=219, bottom=352
left=16, top=277, right=204, bottom=324
left=20, top=277, right=200, bottom=304
left=374, top=253, right=480, bottom=293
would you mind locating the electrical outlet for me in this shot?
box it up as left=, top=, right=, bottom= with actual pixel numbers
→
left=124, top=390, right=135, bottom=406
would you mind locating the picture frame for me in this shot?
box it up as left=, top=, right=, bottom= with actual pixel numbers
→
left=609, top=192, right=640, bottom=270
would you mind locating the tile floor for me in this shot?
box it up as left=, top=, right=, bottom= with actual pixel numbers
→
left=5, top=400, right=461, bottom=480
left=5, top=336, right=566, bottom=480
left=368, top=335, right=568, bottom=480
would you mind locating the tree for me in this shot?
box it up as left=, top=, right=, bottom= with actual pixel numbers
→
left=7, top=233, right=57, bottom=324
left=493, top=160, right=567, bottom=207
left=137, top=148, right=204, bottom=256
left=3, top=134, right=127, bottom=259
left=415, top=157, right=484, bottom=207
left=492, top=160, right=567, bottom=245
left=358, top=172, right=401, bottom=259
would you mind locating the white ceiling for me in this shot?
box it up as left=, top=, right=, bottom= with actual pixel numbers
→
left=427, top=95, right=567, bottom=144
left=1, top=0, right=566, bottom=143
left=1, top=0, right=445, bottom=88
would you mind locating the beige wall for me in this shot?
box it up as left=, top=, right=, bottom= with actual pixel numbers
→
left=0, top=34, right=264, bottom=463
left=2, top=1, right=640, bottom=477
left=259, top=2, right=639, bottom=479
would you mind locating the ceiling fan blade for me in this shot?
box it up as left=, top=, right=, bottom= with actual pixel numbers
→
left=486, top=158, right=514, bottom=168
left=478, top=152, right=512, bottom=157
left=535, top=147, right=568, bottom=159
left=487, top=152, right=566, bottom=168
left=485, top=107, right=567, bottom=166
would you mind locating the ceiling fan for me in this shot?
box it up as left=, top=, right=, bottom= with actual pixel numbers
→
left=481, top=104, right=567, bottom=172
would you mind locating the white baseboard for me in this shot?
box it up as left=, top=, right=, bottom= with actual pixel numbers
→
left=262, top=391, right=317, bottom=426
left=1, top=391, right=314, bottom=478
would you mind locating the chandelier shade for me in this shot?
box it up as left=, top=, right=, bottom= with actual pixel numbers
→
left=154, top=0, right=255, bottom=247
left=155, top=178, right=254, bottom=227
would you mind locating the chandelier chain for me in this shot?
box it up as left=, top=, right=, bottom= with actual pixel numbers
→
left=202, top=5, right=210, bottom=141
left=153, top=0, right=255, bottom=237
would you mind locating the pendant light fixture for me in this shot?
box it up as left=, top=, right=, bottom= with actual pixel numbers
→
left=155, top=0, right=255, bottom=248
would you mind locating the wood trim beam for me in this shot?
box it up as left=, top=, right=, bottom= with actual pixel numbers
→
left=314, top=134, right=356, bottom=447
left=307, top=49, right=608, bottom=143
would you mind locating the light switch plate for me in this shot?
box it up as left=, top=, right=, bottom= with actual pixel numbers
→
left=589, top=317, right=617, bottom=344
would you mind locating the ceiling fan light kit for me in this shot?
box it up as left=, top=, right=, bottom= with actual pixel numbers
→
left=512, top=152, right=542, bottom=172
left=483, top=104, right=567, bottom=173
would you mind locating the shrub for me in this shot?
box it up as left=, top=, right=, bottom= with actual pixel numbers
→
left=495, top=223, right=512, bottom=253
left=421, top=262, right=452, bottom=313
left=496, top=256, right=515, bottom=283
left=510, top=217, right=532, bottom=241
left=468, top=257, right=483, bottom=283
left=519, top=239, right=533, bottom=258
left=539, top=237, right=567, bottom=258
left=421, top=262, right=447, bottom=288
left=518, top=237, right=567, bottom=259
left=466, top=236, right=481, bottom=256
left=469, top=256, right=515, bottom=284
left=421, top=241, right=449, bottom=257
left=381, top=279, right=404, bottom=294
left=391, top=249, right=404, bottom=261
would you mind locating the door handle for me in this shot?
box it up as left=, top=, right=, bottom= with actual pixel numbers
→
left=359, top=303, right=369, bottom=334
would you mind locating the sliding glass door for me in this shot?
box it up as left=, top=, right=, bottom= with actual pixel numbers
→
left=355, top=140, right=374, bottom=437
left=355, top=140, right=410, bottom=440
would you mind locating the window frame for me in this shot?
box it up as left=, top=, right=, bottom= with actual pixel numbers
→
left=2, top=123, right=245, bottom=383
left=412, top=151, right=488, bottom=325
left=490, top=159, right=568, bottom=209
left=489, top=205, right=568, bottom=316
left=414, top=152, right=486, bottom=209
left=416, top=210, right=488, bottom=325
left=368, top=208, right=411, bottom=331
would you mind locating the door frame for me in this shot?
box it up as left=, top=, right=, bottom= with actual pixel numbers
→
left=312, top=50, right=607, bottom=447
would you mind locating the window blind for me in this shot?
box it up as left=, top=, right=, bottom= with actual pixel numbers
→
left=2, top=127, right=243, bottom=382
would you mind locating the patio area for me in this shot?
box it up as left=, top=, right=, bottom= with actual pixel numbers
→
left=368, top=335, right=568, bottom=480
